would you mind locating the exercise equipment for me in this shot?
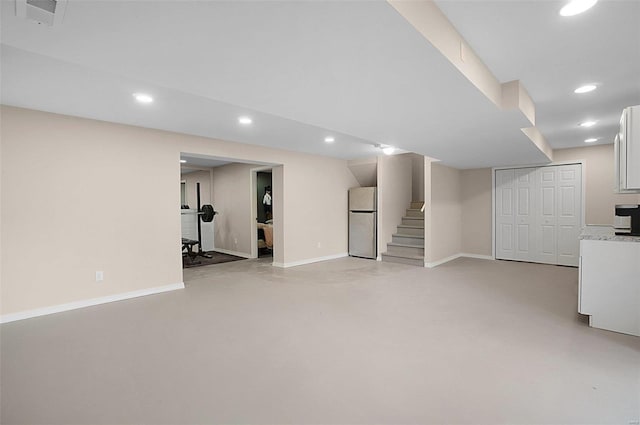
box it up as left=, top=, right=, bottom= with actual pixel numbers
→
left=181, top=182, right=217, bottom=261
left=181, top=203, right=216, bottom=222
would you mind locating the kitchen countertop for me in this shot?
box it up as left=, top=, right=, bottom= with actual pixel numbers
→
left=580, top=225, right=640, bottom=242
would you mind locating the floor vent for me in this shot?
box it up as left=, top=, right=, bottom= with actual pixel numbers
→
left=16, top=0, right=67, bottom=26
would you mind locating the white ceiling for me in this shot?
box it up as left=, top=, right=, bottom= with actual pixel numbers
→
left=2, top=0, right=637, bottom=168
left=436, top=0, right=640, bottom=149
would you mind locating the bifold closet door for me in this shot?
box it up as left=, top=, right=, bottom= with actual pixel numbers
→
left=556, top=164, right=582, bottom=266
left=495, top=164, right=581, bottom=266
left=495, top=168, right=516, bottom=260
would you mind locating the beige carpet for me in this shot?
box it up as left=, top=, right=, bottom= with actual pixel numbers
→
left=1, top=257, right=638, bottom=424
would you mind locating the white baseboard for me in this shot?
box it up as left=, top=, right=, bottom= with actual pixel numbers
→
left=0, top=282, right=185, bottom=324
left=273, top=252, right=348, bottom=268
left=211, top=247, right=253, bottom=259
left=425, top=253, right=462, bottom=268
left=425, top=252, right=494, bottom=268
left=460, top=253, right=494, bottom=261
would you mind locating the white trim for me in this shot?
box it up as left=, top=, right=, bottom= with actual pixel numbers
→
left=211, top=247, right=252, bottom=259
left=425, top=252, right=494, bottom=268
left=273, top=252, right=348, bottom=268
left=492, top=159, right=583, bottom=171
left=0, top=282, right=185, bottom=324
left=491, top=167, right=496, bottom=259
left=460, top=253, right=494, bottom=261
left=425, top=253, right=462, bottom=268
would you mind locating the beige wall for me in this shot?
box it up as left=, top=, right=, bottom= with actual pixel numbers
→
left=211, top=163, right=254, bottom=256
left=347, top=156, right=377, bottom=187
left=428, top=163, right=462, bottom=262
left=411, top=153, right=425, bottom=202
left=181, top=170, right=212, bottom=208
left=0, top=106, right=358, bottom=315
left=461, top=168, right=492, bottom=256
left=377, top=153, right=413, bottom=254
left=554, top=144, right=640, bottom=225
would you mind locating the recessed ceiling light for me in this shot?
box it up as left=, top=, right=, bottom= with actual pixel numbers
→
left=382, top=146, right=395, bottom=155
left=180, top=159, right=187, bottom=163
left=238, top=116, right=253, bottom=125
left=585, top=138, right=598, bottom=143
left=560, top=0, right=598, bottom=16
left=324, top=136, right=335, bottom=143
left=579, top=120, right=597, bottom=127
left=133, top=93, right=153, bottom=104
left=574, top=84, right=597, bottom=94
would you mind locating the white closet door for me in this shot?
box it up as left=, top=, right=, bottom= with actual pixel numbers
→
left=514, top=168, right=536, bottom=261
left=537, top=166, right=558, bottom=264
left=495, top=164, right=582, bottom=266
left=496, top=169, right=516, bottom=260
left=556, top=164, right=582, bottom=266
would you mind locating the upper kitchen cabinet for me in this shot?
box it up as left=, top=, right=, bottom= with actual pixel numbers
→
left=614, top=105, right=640, bottom=192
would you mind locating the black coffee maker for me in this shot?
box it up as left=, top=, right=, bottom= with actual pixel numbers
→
left=615, top=204, right=640, bottom=236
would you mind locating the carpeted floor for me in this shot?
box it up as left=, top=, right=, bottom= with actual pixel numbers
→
left=182, top=250, right=246, bottom=268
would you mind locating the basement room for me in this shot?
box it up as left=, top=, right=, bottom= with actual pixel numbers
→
left=1, top=0, right=639, bottom=424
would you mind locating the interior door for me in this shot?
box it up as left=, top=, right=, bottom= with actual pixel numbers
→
left=495, top=169, right=515, bottom=260
left=514, top=168, right=536, bottom=261
left=537, top=166, right=558, bottom=264
left=556, top=164, right=582, bottom=266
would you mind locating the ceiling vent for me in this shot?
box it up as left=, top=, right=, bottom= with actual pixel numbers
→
left=16, top=0, right=68, bottom=26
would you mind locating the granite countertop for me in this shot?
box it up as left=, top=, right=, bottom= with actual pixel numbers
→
left=580, top=225, right=640, bottom=242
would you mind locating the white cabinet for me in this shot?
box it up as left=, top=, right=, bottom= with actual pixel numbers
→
left=579, top=236, right=640, bottom=337
left=495, top=164, right=582, bottom=266
left=614, top=105, right=640, bottom=192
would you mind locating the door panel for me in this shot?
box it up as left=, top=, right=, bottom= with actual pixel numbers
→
left=501, top=224, right=514, bottom=251
left=557, top=164, right=581, bottom=266
left=517, top=224, right=530, bottom=254
left=515, top=168, right=536, bottom=261
left=536, top=167, right=557, bottom=264
left=501, top=188, right=513, bottom=215
left=496, top=169, right=516, bottom=260
left=541, top=225, right=556, bottom=255
left=541, top=187, right=555, bottom=216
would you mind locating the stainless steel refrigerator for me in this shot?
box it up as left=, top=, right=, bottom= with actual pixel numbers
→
left=349, top=187, right=377, bottom=259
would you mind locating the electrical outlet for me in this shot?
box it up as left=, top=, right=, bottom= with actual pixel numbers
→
left=234, top=238, right=238, bottom=245
left=95, top=271, right=104, bottom=282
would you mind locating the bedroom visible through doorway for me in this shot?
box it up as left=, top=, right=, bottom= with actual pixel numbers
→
left=255, top=169, right=273, bottom=258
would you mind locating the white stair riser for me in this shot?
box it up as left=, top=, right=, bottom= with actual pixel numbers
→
left=396, top=226, right=424, bottom=236
left=402, top=217, right=424, bottom=226
left=392, top=235, right=424, bottom=246
left=388, top=245, right=424, bottom=256
left=381, top=254, right=424, bottom=266
left=405, top=209, right=424, bottom=218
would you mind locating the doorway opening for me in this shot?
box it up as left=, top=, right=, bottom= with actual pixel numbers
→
left=180, top=153, right=280, bottom=271
left=254, top=168, right=273, bottom=258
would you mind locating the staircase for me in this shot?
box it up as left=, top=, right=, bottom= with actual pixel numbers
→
left=381, top=201, right=425, bottom=266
